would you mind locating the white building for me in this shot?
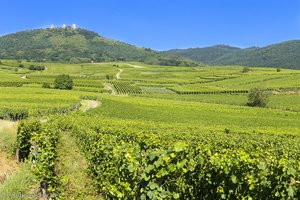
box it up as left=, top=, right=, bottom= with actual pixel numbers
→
left=71, top=24, right=77, bottom=30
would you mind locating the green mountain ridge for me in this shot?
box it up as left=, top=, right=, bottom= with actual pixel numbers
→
left=166, top=45, right=241, bottom=64
left=166, top=41, right=300, bottom=69
left=0, top=27, right=198, bottom=66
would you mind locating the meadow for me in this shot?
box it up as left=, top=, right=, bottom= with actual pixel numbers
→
left=0, top=60, right=299, bottom=199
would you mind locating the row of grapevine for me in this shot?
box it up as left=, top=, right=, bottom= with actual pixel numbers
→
left=79, top=95, right=101, bottom=101
left=0, top=107, right=28, bottom=120
left=29, top=75, right=105, bottom=80
left=16, top=120, right=61, bottom=199
left=0, top=103, right=80, bottom=119
left=0, top=81, right=109, bottom=95
left=167, top=87, right=299, bottom=95
left=167, top=88, right=249, bottom=95
left=73, top=83, right=104, bottom=88
left=0, top=82, right=23, bottom=87
left=237, top=76, right=284, bottom=85
left=73, top=86, right=109, bottom=93
left=112, top=81, right=143, bottom=95
left=0, top=81, right=104, bottom=88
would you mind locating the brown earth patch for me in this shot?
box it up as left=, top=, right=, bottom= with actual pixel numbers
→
left=272, top=90, right=300, bottom=94
left=0, top=152, right=18, bottom=184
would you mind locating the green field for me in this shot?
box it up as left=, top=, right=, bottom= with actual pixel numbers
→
left=0, top=60, right=299, bottom=199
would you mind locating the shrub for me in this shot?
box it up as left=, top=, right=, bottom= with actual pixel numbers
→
left=247, top=87, right=270, bottom=107
left=42, top=83, right=51, bottom=89
left=242, top=67, right=250, bottom=73
left=276, top=68, right=281, bottom=72
left=18, top=64, right=25, bottom=68
left=54, top=74, right=73, bottom=90
left=29, top=65, right=45, bottom=71
left=79, top=95, right=101, bottom=101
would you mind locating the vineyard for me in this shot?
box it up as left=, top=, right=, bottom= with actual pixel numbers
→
left=0, top=60, right=299, bottom=199
left=112, top=81, right=143, bottom=95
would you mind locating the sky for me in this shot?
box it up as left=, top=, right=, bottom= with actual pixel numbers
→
left=0, top=0, right=299, bottom=50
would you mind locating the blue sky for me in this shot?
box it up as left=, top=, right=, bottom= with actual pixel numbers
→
left=0, top=0, right=299, bottom=50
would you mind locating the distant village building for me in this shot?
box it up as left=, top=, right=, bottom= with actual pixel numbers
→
left=72, top=24, right=77, bottom=30
left=62, top=24, right=67, bottom=29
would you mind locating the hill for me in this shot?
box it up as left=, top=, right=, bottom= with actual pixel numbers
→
left=166, top=45, right=241, bottom=64
left=166, top=41, right=300, bottom=69
left=0, top=27, right=198, bottom=66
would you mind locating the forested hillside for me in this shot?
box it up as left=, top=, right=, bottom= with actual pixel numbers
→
left=0, top=27, right=198, bottom=66
left=166, top=41, right=300, bottom=69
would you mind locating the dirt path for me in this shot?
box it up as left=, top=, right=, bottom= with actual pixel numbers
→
left=0, top=120, right=18, bottom=152
left=0, top=152, right=18, bottom=185
left=128, top=64, right=145, bottom=68
left=272, top=90, right=300, bottom=94
left=0, top=120, right=17, bottom=133
left=57, top=133, right=101, bottom=199
left=79, top=100, right=100, bottom=112
left=116, top=69, right=123, bottom=80
left=103, top=83, right=129, bottom=96
left=0, top=120, right=19, bottom=186
left=103, top=83, right=116, bottom=95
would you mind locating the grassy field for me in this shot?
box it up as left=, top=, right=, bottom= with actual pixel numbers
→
left=0, top=60, right=299, bottom=199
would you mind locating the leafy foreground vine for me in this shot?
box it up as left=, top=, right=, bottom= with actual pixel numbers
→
left=16, top=120, right=62, bottom=199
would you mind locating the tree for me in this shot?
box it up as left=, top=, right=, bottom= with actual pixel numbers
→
left=247, top=87, right=270, bottom=107
left=242, top=67, right=250, bottom=73
left=276, top=68, right=281, bottom=72
left=54, top=74, right=73, bottom=90
left=106, top=74, right=114, bottom=80
left=18, top=64, right=25, bottom=68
